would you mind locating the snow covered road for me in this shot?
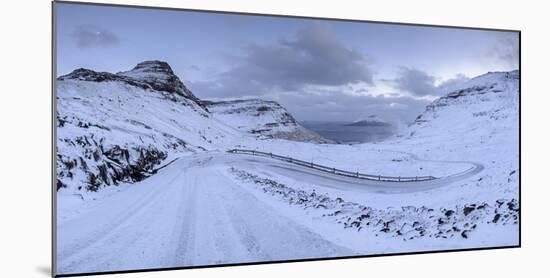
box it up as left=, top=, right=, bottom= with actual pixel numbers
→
left=57, top=154, right=354, bottom=274
left=227, top=151, right=484, bottom=194
left=57, top=151, right=483, bottom=274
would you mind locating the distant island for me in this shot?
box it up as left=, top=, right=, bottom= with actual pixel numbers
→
left=345, top=116, right=392, bottom=127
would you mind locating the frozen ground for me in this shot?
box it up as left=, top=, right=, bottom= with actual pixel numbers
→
left=57, top=153, right=355, bottom=273
left=57, top=150, right=516, bottom=274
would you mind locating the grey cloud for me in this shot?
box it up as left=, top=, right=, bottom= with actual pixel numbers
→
left=437, top=74, right=470, bottom=93
left=394, top=68, right=469, bottom=97
left=394, top=67, right=438, bottom=96
left=492, top=33, right=519, bottom=68
left=188, top=65, right=201, bottom=71
left=479, top=32, right=519, bottom=69
left=189, top=22, right=373, bottom=98
left=276, top=90, right=431, bottom=124
left=190, top=77, right=431, bottom=124
left=187, top=23, right=433, bottom=124
left=188, top=78, right=265, bottom=99
left=71, top=25, right=119, bottom=49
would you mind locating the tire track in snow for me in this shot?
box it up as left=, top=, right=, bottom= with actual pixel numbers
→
left=203, top=178, right=249, bottom=264
left=60, top=182, right=179, bottom=273
left=218, top=168, right=352, bottom=261
left=57, top=154, right=353, bottom=274
left=207, top=166, right=271, bottom=262
left=58, top=167, right=187, bottom=270
left=173, top=173, right=198, bottom=266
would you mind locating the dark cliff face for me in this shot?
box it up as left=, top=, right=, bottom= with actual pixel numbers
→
left=58, top=60, right=202, bottom=105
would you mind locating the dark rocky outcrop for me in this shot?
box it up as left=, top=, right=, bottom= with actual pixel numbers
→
left=57, top=142, right=168, bottom=192
left=57, top=68, right=151, bottom=90
left=231, top=167, right=520, bottom=241
left=117, top=60, right=200, bottom=103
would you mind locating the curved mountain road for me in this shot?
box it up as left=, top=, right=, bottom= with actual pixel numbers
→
left=223, top=150, right=484, bottom=194
left=57, top=150, right=483, bottom=275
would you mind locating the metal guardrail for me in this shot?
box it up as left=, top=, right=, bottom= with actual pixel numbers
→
left=227, top=149, right=436, bottom=182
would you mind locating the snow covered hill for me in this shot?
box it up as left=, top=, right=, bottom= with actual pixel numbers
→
left=55, top=61, right=333, bottom=196
left=394, top=70, right=520, bottom=203
left=397, top=69, right=520, bottom=203
left=203, top=99, right=331, bottom=143
left=55, top=61, right=246, bottom=195
left=409, top=70, right=519, bottom=140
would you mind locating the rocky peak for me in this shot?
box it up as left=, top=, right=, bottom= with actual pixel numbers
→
left=117, top=60, right=199, bottom=101
left=125, top=60, right=176, bottom=76
left=58, top=61, right=203, bottom=105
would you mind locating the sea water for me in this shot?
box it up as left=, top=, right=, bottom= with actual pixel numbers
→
left=301, top=121, right=396, bottom=144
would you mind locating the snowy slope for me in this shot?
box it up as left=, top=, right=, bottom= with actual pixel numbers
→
left=222, top=70, right=519, bottom=247
left=409, top=70, right=519, bottom=141
left=55, top=61, right=246, bottom=195
left=249, top=70, right=519, bottom=187
left=390, top=70, right=520, bottom=205
left=203, top=99, right=331, bottom=143
left=55, top=61, right=333, bottom=196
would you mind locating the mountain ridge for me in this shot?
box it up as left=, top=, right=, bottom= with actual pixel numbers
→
left=204, top=98, right=332, bottom=143
left=58, top=60, right=204, bottom=107
left=56, top=61, right=331, bottom=194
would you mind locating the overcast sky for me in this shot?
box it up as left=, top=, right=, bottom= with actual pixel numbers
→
left=55, top=2, right=519, bottom=124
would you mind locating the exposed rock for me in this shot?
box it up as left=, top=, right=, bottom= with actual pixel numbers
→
left=230, top=167, right=520, bottom=241
left=463, top=205, right=476, bottom=216
left=117, top=60, right=200, bottom=102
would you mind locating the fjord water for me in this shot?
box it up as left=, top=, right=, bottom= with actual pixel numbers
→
left=301, top=121, right=396, bottom=144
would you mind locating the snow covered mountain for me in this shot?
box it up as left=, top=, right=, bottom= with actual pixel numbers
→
left=116, top=60, right=202, bottom=104
left=410, top=70, right=519, bottom=140
left=203, top=99, right=331, bottom=143
left=385, top=69, right=520, bottom=222
left=55, top=61, right=242, bottom=194
left=55, top=61, right=330, bottom=195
